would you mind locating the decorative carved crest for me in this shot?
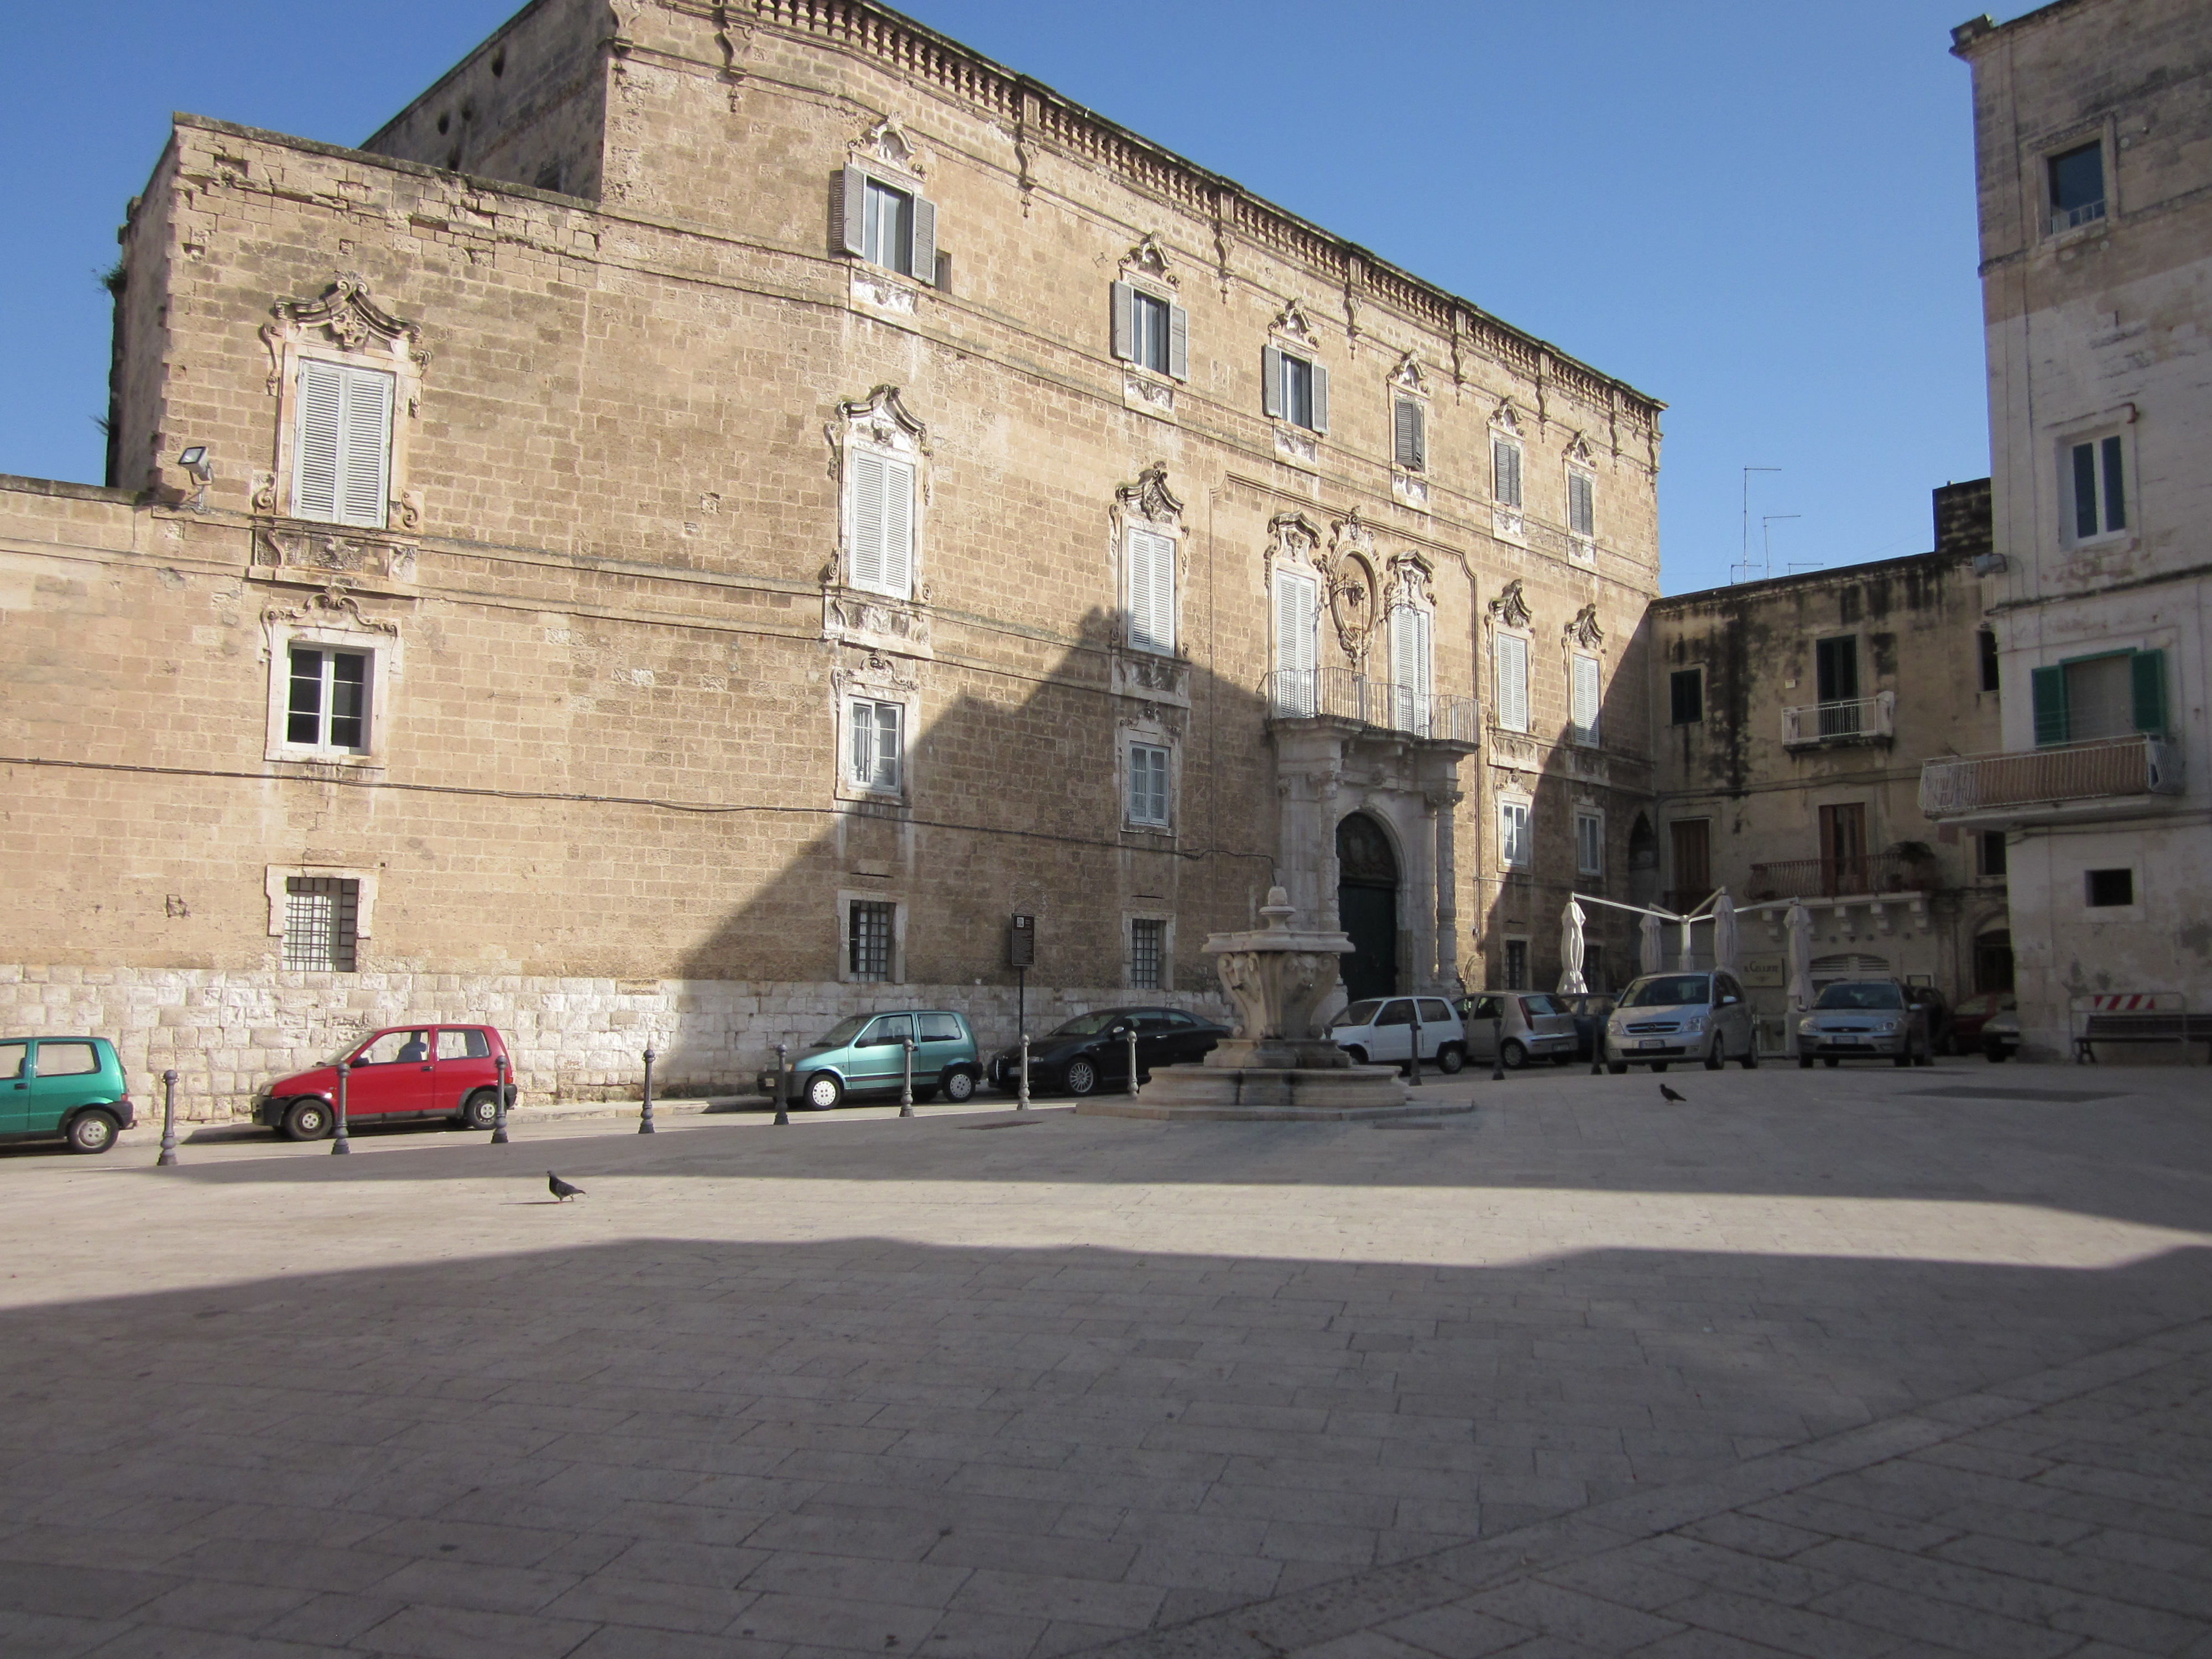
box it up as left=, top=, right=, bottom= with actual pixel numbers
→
left=1266, top=510, right=1320, bottom=571
left=1567, top=431, right=1595, bottom=465
left=1490, top=398, right=1522, bottom=436
left=1390, top=549, right=1434, bottom=608
left=831, top=651, right=920, bottom=696
left=261, top=584, right=400, bottom=636
left=1119, top=232, right=1178, bottom=291
left=851, top=114, right=924, bottom=176
left=1489, top=578, right=1532, bottom=630
left=259, top=274, right=424, bottom=393
left=1115, top=462, right=1183, bottom=526
left=1270, top=298, right=1317, bottom=346
left=1317, top=512, right=1379, bottom=664
left=832, top=384, right=929, bottom=455
left=1390, top=352, right=1428, bottom=396
left=252, top=528, right=416, bottom=585
left=1323, top=508, right=1374, bottom=574
left=1565, top=603, right=1604, bottom=649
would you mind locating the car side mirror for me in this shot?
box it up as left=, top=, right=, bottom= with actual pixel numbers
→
left=1721, top=995, right=1739, bottom=1006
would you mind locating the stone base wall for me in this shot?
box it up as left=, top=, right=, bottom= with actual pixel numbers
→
left=0, top=966, right=1232, bottom=1121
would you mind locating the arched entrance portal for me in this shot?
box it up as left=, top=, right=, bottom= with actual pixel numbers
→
left=1337, top=813, right=1399, bottom=1003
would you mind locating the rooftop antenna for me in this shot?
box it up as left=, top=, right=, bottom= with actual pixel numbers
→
left=1740, top=466, right=1781, bottom=583
left=1761, top=513, right=1802, bottom=581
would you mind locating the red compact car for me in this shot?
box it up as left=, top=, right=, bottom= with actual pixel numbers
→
left=252, top=1024, right=515, bottom=1141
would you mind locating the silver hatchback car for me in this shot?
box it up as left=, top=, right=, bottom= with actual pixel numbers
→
left=1604, top=971, right=1760, bottom=1073
left=1796, top=979, right=1934, bottom=1067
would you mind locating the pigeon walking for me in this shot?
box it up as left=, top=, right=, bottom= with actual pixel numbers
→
left=1658, top=1084, right=1686, bottom=1103
left=547, top=1171, right=585, bottom=1201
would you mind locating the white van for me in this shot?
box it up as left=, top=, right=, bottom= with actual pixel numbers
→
left=1327, top=995, right=1467, bottom=1072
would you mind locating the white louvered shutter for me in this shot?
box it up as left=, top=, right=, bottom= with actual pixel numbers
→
left=1573, top=654, right=1601, bottom=743
left=1111, top=283, right=1136, bottom=362
left=1391, top=607, right=1433, bottom=734
left=1497, top=633, right=1528, bottom=732
left=848, top=450, right=916, bottom=598
left=838, top=167, right=869, bottom=255
left=291, top=362, right=345, bottom=522
left=1128, top=528, right=1175, bottom=655
left=1167, top=304, right=1189, bottom=381
left=1274, top=570, right=1317, bottom=715
left=1310, top=362, right=1330, bottom=434
left=1261, top=346, right=1284, bottom=419
left=911, top=195, right=937, bottom=284
left=338, top=369, right=393, bottom=527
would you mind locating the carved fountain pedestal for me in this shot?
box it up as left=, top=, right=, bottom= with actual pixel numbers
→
left=1077, top=889, right=1472, bottom=1122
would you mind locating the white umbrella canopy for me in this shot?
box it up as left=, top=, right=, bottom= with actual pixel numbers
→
left=1713, top=892, right=1740, bottom=977
left=1785, top=901, right=1815, bottom=1009
left=1557, top=899, right=1587, bottom=994
left=1640, top=911, right=1665, bottom=974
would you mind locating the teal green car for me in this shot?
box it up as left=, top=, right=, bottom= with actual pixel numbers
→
left=1, top=1036, right=135, bottom=1154
left=755, top=1010, right=981, bottom=1110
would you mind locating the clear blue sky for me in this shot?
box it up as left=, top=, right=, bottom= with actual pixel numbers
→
left=0, top=0, right=2001, bottom=594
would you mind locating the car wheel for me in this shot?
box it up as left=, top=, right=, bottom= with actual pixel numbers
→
left=1344, top=1046, right=1369, bottom=1066
left=1985, top=1044, right=2008, bottom=1063
left=1741, top=1043, right=1760, bottom=1070
left=1799, top=1054, right=1815, bottom=1069
left=1065, top=1057, right=1100, bottom=1097
left=461, top=1090, right=500, bottom=1129
left=1650, top=1061, right=1668, bottom=1073
left=940, top=1068, right=978, bottom=1104
left=1892, top=1049, right=1912, bottom=1068
left=1703, top=1042, right=1725, bottom=1071
left=283, top=1099, right=332, bottom=1141
left=1823, top=1057, right=1840, bottom=1069
left=1912, top=1042, right=1933, bottom=1067
left=1500, top=1040, right=1527, bottom=1070
left=1607, top=1062, right=1628, bottom=1076
left=1436, top=1045, right=1465, bottom=1074
left=1550, top=1053, right=1573, bottom=1067
left=66, top=1110, right=119, bottom=1155
left=802, top=1072, right=844, bottom=1110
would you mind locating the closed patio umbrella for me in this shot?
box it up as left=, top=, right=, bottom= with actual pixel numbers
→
left=1786, top=901, right=1814, bottom=1010
left=1558, top=898, right=1587, bottom=994
left=1713, top=891, right=1740, bottom=977
left=1640, top=910, right=1665, bottom=975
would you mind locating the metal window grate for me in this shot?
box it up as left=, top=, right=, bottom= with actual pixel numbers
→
left=1504, top=938, right=1528, bottom=992
left=849, top=900, right=895, bottom=981
left=1131, top=919, right=1165, bottom=990
left=283, top=877, right=358, bottom=972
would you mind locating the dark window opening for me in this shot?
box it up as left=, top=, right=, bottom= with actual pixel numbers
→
left=1503, top=939, right=1528, bottom=992
left=2085, top=868, right=2135, bottom=908
left=288, top=647, right=369, bottom=751
left=2048, top=141, right=2105, bottom=231
left=1978, top=629, right=2000, bottom=692
left=1979, top=831, right=2008, bottom=879
left=1670, top=667, right=1703, bottom=726
left=848, top=900, right=895, bottom=980
left=1131, top=919, right=1165, bottom=990
left=2070, top=436, right=2126, bottom=539
left=1974, top=930, right=2015, bottom=994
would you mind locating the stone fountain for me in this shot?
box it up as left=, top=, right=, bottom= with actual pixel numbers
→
left=1077, top=888, right=1472, bottom=1121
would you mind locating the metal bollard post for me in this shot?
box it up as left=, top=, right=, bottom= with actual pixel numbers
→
left=1016, top=1034, right=1031, bottom=1110
left=158, top=1068, right=180, bottom=1166
left=1590, top=1019, right=1606, bottom=1076
left=491, top=1053, right=510, bottom=1144
left=639, top=1046, right=657, bottom=1134
left=1408, top=1008, right=1423, bottom=1088
left=332, top=1060, right=352, bottom=1155
left=773, top=1042, right=789, bottom=1126
left=1124, top=1024, right=1140, bottom=1097
left=899, top=1037, right=916, bottom=1117
left=1491, top=1016, right=1506, bottom=1082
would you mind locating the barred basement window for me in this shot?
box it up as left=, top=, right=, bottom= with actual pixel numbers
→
left=848, top=899, right=895, bottom=981
left=1130, top=919, right=1165, bottom=990
left=1504, top=938, right=1530, bottom=992
left=283, top=877, right=359, bottom=972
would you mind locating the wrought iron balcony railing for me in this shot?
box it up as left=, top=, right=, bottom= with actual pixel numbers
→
left=1920, top=733, right=2183, bottom=818
left=1746, top=854, right=1940, bottom=902
left=1265, top=667, right=1480, bottom=744
left=1782, top=692, right=1895, bottom=747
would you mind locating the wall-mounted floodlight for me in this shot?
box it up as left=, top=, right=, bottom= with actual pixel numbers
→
left=175, top=446, right=213, bottom=512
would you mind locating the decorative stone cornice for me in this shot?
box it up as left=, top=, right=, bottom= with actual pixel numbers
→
left=259, top=274, right=425, bottom=394
left=1490, top=578, right=1532, bottom=630
left=1114, top=462, right=1183, bottom=526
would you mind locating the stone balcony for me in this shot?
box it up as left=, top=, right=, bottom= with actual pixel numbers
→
left=1265, top=668, right=1480, bottom=748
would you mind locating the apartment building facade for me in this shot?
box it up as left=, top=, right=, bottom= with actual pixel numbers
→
left=1939, top=0, right=2212, bottom=1057
left=0, top=0, right=1662, bottom=1113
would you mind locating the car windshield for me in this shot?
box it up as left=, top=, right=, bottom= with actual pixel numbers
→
left=1331, top=1001, right=1385, bottom=1028
left=811, top=1015, right=870, bottom=1049
left=1520, top=994, right=1563, bottom=1016
left=1620, top=975, right=1710, bottom=1008
left=1814, top=982, right=1905, bottom=1010
left=1047, top=1011, right=1129, bottom=1038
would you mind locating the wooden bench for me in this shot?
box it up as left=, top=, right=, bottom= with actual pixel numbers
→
left=2073, top=1012, right=2212, bottom=1063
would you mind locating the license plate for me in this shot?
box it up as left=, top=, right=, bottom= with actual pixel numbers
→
left=1832, top=1035, right=1865, bottom=1045
left=1638, top=1038, right=1666, bottom=1050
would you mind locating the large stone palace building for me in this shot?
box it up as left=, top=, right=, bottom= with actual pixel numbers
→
left=0, top=0, right=1665, bottom=1112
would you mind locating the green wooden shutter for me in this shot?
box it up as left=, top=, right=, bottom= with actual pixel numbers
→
left=2130, top=648, right=2167, bottom=735
left=2030, top=665, right=2069, bottom=747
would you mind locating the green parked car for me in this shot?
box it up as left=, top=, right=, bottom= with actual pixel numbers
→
left=1, top=1036, right=136, bottom=1154
left=755, top=1010, right=982, bottom=1110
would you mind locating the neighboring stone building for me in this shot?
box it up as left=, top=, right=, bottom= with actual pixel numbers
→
left=1940, top=0, right=2212, bottom=1058
left=1650, top=483, right=2009, bottom=1040
left=0, top=0, right=1662, bottom=1114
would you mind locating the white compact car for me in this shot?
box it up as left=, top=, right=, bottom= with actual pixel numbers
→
left=1455, top=992, right=1581, bottom=1069
left=1327, top=995, right=1467, bottom=1072
left=1604, top=971, right=1760, bottom=1073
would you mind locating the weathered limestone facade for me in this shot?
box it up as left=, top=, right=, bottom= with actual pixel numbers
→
left=0, top=0, right=1661, bottom=1116
left=1651, top=484, right=2008, bottom=1040
left=1942, top=0, right=2212, bottom=1058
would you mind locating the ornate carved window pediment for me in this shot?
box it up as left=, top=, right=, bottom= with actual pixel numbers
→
left=1119, top=233, right=1178, bottom=293
left=1565, top=603, right=1605, bottom=650
left=1489, top=578, right=1533, bottom=631
left=1270, top=298, right=1317, bottom=347
left=851, top=114, right=925, bottom=179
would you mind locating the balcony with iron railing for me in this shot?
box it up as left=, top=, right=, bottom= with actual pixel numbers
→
left=1781, top=691, right=1895, bottom=748
left=1745, top=853, right=1940, bottom=904
left=1919, top=732, right=2184, bottom=823
left=1265, top=667, right=1480, bottom=745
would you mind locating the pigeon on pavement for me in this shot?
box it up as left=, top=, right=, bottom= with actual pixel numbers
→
left=1658, top=1084, right=1686, bottom=1103
left=547, top=1171, right=585, bottom=1201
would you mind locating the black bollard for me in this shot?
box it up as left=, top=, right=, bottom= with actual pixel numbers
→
left=158, top=1068, right=180, bottom=1167
left=639, top=1046, right=657, bottom=1134
left=1491, top=1015, right=1506, bottom=1082
left=491, top=1053, right=510, bottom=1144
left=1408, top=1006, right=1423, bottom=1087
left=332, top=1059, right=352, bottom=1155
left=773, top=1042, right=789, bottom=1126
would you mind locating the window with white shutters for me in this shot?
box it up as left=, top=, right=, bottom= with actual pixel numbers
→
left=1495, top=633, right=1530, bottom=732
left=1262, top=347, right=1327, bottom=432
left=1128, top=742, right=1170, bottom=827
left=1571, top=653, right=1601, bottom=746
left=290, top=362, right=393, bottom=528
left=1112, top=283, right=1189, bottom=380
left=1127, top=528, right=1176, bottom=655
left=838, top=168, right=937, bottom=284
left=1273, top=570, right=1318, bottom=715
left=1492, top=437, right=1523, bottom=508
left=848, top=699, right=903, bottom=793
left=1389, top=606, right=1433, bottom=735
left=848, top=448, right=915, bottom=598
